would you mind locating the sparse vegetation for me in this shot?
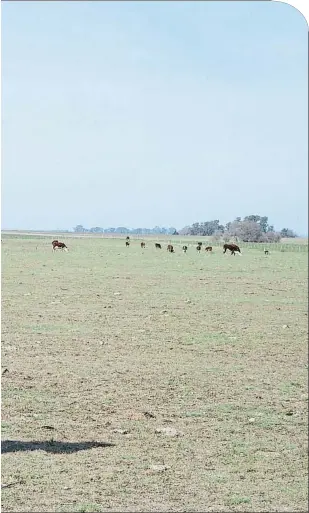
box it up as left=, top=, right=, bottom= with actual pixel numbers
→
left=1, top=235, right=308, bottom=512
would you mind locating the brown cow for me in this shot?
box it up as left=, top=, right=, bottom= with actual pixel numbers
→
left=205, top=246, right=213, bottom=252
left=52, top=240, right=68, bottom=251
left=141, top=242, right=146, bottom=248
left=223, top=243, right=241, bottom=255
left=167, top=244, right=174, bottom=253
left=155, top=243, right=162, bottom=249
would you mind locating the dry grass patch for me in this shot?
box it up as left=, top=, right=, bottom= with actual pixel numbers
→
left=2, top=236, right=308, bottom=512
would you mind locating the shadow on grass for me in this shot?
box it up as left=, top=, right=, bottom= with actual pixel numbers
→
left=1, top=440, right=115, bottom=454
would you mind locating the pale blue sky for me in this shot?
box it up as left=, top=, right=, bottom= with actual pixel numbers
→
left=1, top=1, right=308, bottom=233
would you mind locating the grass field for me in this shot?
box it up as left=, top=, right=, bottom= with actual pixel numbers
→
left=1, top=235, right=308, bottom=512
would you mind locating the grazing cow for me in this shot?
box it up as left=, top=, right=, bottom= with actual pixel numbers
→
left=167, top=244, right=174, bottom=253
left=126, top=241, right=130, bottom=247
left=126, top=236, right=130, bottom=240
left=182, top=245, right=188, bottom=253
left=205, top=246, right=213, bottom=252
left=197, top=242, right=203, bottom=246
left=223, top=243, right=241, bottom=256
left=155, top=243, right=162, bottom=249
left=141, top=242, right=146, bottom=248
left=264, top=249, right=269, bottom=255
left=52, top=240, right=68, bottom=251
left=196, top=244, right=202, bottom=252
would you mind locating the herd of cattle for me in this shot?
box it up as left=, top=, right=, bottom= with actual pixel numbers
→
left=52, top=237, right=244, bottom=255
left=124, top=237, right=242, bottom=255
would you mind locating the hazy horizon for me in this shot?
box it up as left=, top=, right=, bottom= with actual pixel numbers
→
left=2, top=1, right=308, bottom=234
left=1, top=225, right=308, bottom=238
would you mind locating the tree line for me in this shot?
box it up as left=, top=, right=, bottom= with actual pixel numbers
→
left=73, top=225, right=178, bottom=235
left=73, top=215, right=297, bottom=243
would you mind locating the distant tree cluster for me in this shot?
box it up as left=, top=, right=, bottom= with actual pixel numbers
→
left=72, top=215, right=298, bottom=244
left=182, top=215, right=297, bottom=243
left=73, top=225, right=178, bottom=235
left=179, top=220, right=225, bottom=236
left=280, top=228, right=297, bottom=238
left=223, top=216, right=280, bottom=243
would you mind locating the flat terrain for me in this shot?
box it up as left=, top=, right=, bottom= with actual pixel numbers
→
left=1, top=235, right=308, bottom=512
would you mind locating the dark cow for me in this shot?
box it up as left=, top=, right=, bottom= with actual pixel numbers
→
left=196, top=244, right=202, bottom=252
left=167, top=244, right=174, bottom=253
left=126, top=241, right=130, bottom=247
left=141, top=242, right=146, bottom=248
left=155, top=243, right=162, bottom=249
left=197, top=242, right=203, bottom=246
left=126, top=236, right=130, bottom=240
left=182, top=245, right=188, bottom=253
left=205, top=246, right=213, bottom=252
left=223, top=243, right=241, bottom=256
left=52, top=240, right=68, bottom=251
left=264, top=249, right=269, bottom=255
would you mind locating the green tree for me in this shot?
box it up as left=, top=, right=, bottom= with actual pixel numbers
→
left=89, top=227, right=104, bottom=233
left=244, top=215, right=269, bottom=232
left=189, top=223, right=201, bottom=235
left=280, top=228, right=297, bottom=238
left=73, top=225, right=87, bottom=233
left=115, top=227, right=130, bottom=234
left=259, top=216, right=269, bottom=233
left=167, top=227, right=177, bottom=235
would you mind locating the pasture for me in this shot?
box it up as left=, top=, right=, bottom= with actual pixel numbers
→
left=1, top=235, right=308, bottom=512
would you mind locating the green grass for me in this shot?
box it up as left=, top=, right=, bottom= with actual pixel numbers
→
left=1, top=235, right=308, bottom=512
left=228, top=496, right=251, bottom=506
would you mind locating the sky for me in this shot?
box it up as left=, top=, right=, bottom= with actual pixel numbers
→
left=1, top=1, right=308, bottom=234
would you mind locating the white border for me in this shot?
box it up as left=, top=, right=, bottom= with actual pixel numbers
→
left=273, top=0, right=309, bottom=25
